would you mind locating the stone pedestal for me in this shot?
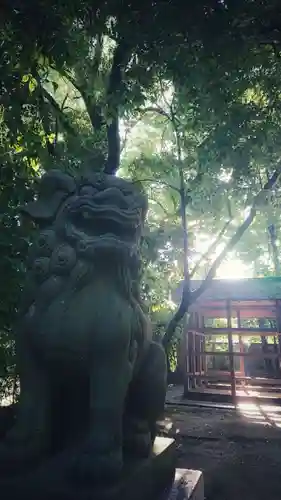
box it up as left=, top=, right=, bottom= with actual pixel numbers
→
left=168, top=469, right=204, bottom=500
left=0, top=437, right=176, bottom=500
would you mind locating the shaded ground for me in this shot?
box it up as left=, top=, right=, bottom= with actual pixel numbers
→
left=161, top=401, right=281, bottom=500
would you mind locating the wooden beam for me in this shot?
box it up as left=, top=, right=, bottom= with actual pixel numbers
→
left=185, top=387, right=281, bottom=399
left=180, top=316, right=188, bottom=377
left=227, top=299, right=236, bottom=403
left=237, top=309, right=245, bottom=377
left=194, top=308, right=277, bottom=319
left=187, top=328, right=196, bottom=389
left=199, top=351, right=281, bottom=359
left=184, top=373, right=281, bottom=384
left=276, top=299, right=281, bottom=374
left=204, top=327, right=277, bottom=335
left=190, top=300, right=276, bottom=307
left=199, top=313, right=206, bottom=374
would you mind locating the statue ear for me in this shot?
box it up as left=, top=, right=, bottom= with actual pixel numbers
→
left=21, top=169, right=76, bottom=224
left=21, top=191, right=71, bottom=223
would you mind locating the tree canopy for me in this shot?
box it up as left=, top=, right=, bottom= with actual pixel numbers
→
left=1, top=0, right=281, bottom=395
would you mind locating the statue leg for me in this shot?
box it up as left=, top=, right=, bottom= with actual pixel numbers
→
left=0, top=334, right=50, bottom=469
left=72, top=345, right=133, bottom=483
left=124, top=341, right=167, bottom=457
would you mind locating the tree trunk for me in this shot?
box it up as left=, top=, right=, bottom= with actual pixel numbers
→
left=268, top=224, right=281, bottom=275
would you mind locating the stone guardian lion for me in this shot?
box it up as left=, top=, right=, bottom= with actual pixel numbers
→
left=0, top=170, right=167, bottom=484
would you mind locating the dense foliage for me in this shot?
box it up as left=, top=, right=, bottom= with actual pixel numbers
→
left=1, top=0, right=281, bottom=396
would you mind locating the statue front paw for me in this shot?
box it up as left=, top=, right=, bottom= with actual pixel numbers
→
left=70, top=448, right=123, bottom=484
left=123, top=417, right=152, bottom=457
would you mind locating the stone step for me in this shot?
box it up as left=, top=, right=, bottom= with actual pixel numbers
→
left=168, top=468, right=204, bottom=500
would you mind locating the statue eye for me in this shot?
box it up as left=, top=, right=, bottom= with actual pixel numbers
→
left=80, top=186, right=97, bottom=197
left=82, top=210, right=91, bottom=220
left=37, top=235, right=47, bottom=247
left=121, top=189, right=132, bottom=197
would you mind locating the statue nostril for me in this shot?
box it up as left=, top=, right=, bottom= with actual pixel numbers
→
left=50, top=244, right=77, bottom=275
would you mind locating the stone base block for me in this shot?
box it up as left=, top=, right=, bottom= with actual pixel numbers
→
left=0, top=437, right=176, bottom=500
left=168, top=469, right=204, bottom=500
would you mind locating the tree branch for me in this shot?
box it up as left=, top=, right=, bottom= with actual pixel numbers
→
left=41, top=87, right=78, bottom=137
left=105, top=41, right=131, bottom=175
left=162, top=164, right=281, bottom=351
left=138, top=105, right=182, bottom=127
left=163, top=105, right=191, bottom=352
left=135, top=178, right=181, bottom=194
left=268, top=223, right=281, bottom=275
left=120, top=118, right=141, bottom=153
left=38, top=87, right=56, bottom=157
left=150, top=198, right=173, bottom=218
left=50, top=65, right=104, bottom=131
left=55, top=92, right=69, bottom=145
left=162, top=280, right=190, bottom=351
left=191, top=166, right=281, bottom=304
left=190, top=217, right=233, bottom=278
left=138, top=106, right=171, bottom=121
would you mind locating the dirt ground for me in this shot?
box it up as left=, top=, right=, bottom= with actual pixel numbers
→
left=161, top=402, right=281, bottom=500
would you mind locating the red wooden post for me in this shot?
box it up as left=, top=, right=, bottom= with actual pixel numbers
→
left=227, top=299, right=236, bottom=403
left=237, top=308, right=245, bottom=378
left=275, top=300, right=281, bottom=373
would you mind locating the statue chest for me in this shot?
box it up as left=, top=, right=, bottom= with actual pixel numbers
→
left=21, top=283, right=134, bottom=363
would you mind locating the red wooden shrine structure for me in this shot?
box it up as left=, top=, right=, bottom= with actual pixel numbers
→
left=173, top=278, right=281, bottom=403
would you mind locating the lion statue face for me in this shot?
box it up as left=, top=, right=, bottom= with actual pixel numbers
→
left=63, top=174, right=147, bottom=260
left=22, top=170, right=147, bottom=263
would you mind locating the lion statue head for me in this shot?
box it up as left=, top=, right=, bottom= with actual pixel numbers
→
left=20, top=170, right=148, bottom=315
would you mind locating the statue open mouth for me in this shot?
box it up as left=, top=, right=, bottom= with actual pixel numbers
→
left=60, top=192, right=142, bottom=258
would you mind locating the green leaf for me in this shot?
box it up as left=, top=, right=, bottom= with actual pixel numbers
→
left=28, top=78, right=38, bottom=93
left=52, top=81, right=59, bottom=93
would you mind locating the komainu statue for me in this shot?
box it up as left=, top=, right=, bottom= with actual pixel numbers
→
left=0, top=170, right=167, bottom=486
